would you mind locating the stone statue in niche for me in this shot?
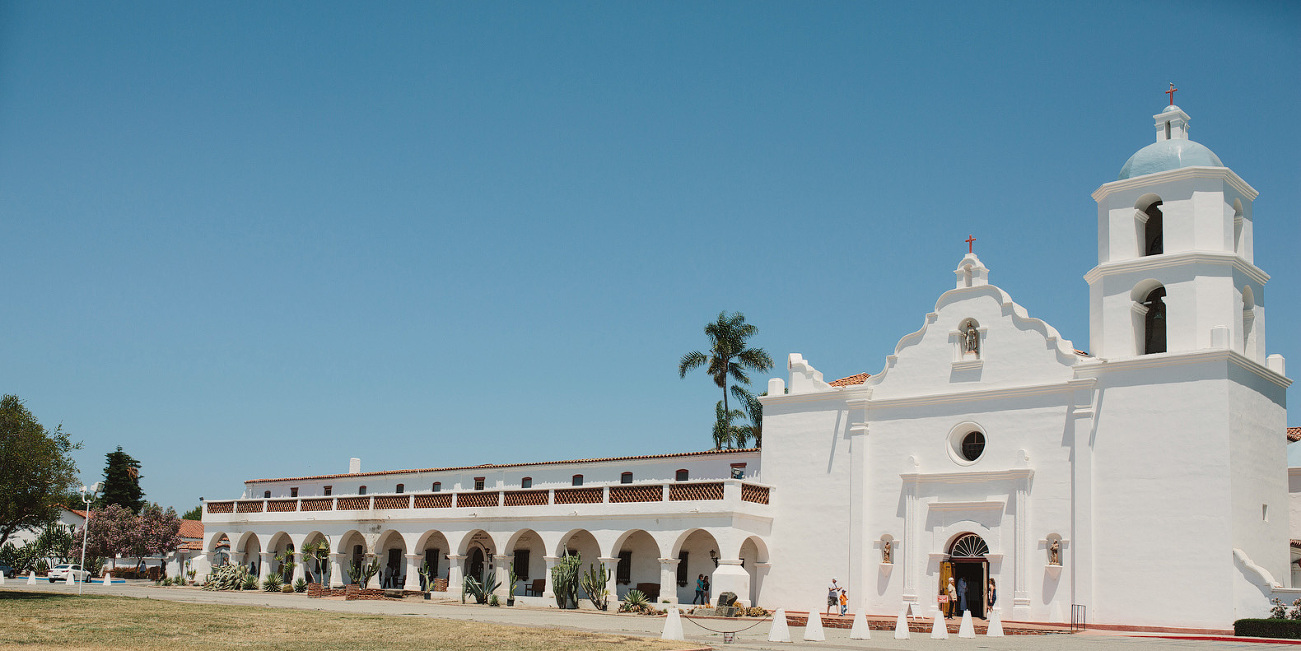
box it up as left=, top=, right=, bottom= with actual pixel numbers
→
left=882, top=540, right=892, bottom=564
left=963, top=322, right=980, bottom=357
left=1049, top=539, right=1061, bottom=565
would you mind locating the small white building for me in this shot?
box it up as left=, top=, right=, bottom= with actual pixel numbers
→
left=203, top=100, right=1293, bottom=630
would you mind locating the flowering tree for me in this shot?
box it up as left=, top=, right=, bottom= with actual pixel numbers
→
left=79, top=504, right=136, bottom=571
left=132, top=504, right=181, bottom=558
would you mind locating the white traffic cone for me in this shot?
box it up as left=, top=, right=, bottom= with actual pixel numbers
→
left=987, top=607, right=1004, bottom=637
left=0, top=571, right=6, bottom=585
left=803, top=609, right=826, bottom=641
left=850, top=609, right=871, bottom=639
left=894, top=608, right=910, bottom=639
left=660, top=607, right=684, bottom=641
left=930, top=609, right=948, bottom=639
left=102, top=572, right=111, bottom=586
left=27, top=571, right=36, bottom=585
left=767, top=608, right=792, bottom=643
left=65, top=572, right=74, bottom=585
left=958, top=610, right=975, bottom=638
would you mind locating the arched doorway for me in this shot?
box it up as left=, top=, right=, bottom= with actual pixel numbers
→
left=467, top=547, right=485, bottom=584
left=940, top=533, right=989, bottom=619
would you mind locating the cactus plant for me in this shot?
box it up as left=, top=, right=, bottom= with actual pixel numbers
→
left=580, top=561, right=610, bottom=611
left=550, top=552, right=581, bottom=609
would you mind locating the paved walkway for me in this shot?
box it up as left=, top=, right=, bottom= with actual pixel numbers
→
left=3, top=582, right=1298, bottom=650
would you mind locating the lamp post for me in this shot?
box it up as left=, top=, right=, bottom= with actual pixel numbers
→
left=78, top=482, right=101, bottom=595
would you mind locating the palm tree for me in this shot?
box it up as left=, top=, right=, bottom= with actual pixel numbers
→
left=679, top=311, right=773, bottom=448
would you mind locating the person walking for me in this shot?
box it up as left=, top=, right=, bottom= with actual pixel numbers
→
left=702, top=575, right=711, bottom=605
left=839, top=587, right=849, bottom=616
left=827, top=578, right=840, bottom=615
left=945, top=577, right=958, bottom=618
left=693, top=574, right=705, bottom=605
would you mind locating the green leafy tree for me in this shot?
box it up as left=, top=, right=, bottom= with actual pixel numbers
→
left=98, top=446, right=144, bottom=513
left=678, top=312, right=773, bottom=449
left=0, top=395, right=82, bottom=548
left=181, top=506, right=202, bottom=521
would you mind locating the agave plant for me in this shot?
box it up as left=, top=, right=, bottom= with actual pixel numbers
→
left=579, top=562, right=610, bottom=611
left=262, top=573, right=283, bottom=592
left=464, top=565, right=501, bottom=604
left=202, top=564, right=250, bottom=591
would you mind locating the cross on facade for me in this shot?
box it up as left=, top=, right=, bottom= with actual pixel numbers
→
left=1166, top=82, right=1177, bottom=106
left=966, top=234, right=976, bottom=254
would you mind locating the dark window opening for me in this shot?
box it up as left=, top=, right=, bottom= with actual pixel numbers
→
left=359, top=486, right=367, bottom=495
left=521, top=477, right=532, bottom=489
left=264, top=490, right=271, bottom=499
left=1144, top=201, right=1164, bottom=256
left=513, top=549, right=530, bottom=581
left=432, top=482, right=441, bottom=492
left=572, top=474, right=583, bottom=486
left=676, top=552, right=689, bottom=587
left=324, top=486, right=332, bottom=496
left=474, top=477, right=485, bottom=491
left=675, top=469, right=689, bottom=482
left=396, top=484, right=404, bottom=494
left=730, top=463, right=746, bottom=479
left=290, top=487, right=298, bottom=498
left=620, top=472, right=633, bottom=484
left=960, top=431, right=986, bottom=462
left=1143, top=287, right=1168, bottom=354
left=617, top=551, right=632, bottom=584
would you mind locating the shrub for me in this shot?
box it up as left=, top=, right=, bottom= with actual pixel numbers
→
left=1271, top=598, right=1288, bottom=619
left=745, top=606, right=769, bottom=617
left=262, top=573, right=283, bottom=592
left=242, top=574, right=259, bottom=590
left=203, top=565, right=249, bottom=591
left=1235, top=619, right=1301, bottom=639
left=281, top=584, right=294, bottom=593
left=294, top=578, right=307, bottom=593
left=489, top=594, right=500, bottom=607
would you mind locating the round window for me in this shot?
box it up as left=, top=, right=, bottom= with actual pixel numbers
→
left=960, top=431, right=986, bottom=461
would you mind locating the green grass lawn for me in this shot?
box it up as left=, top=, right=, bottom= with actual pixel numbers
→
left=0, top=591, right=692, bottom=651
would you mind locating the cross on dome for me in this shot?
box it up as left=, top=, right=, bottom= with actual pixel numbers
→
left=965, top=234, right=976, bottom=254
left=1165, top=82, right=1177, bottom=106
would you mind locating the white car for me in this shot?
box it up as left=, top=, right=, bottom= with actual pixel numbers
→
left=47, top=564, right=90, bottom=583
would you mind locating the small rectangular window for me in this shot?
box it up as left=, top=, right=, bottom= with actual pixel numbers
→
left=474, top=477, right=485, bottom=491
left=617, top=550, right=632, bottom=584
left=324, top=486, right=332, bottom=496
left=572, top=474, right=583, bottom=486
left=521, top=477, right=532, bottom=489
left=620, top=472, right=633, bottom=484
left=359, top=486, right=367, bottom=495
left=730, top=463, right=746, bottom=479
left=264, top=490, right=271, bottom=499
left=290, top=487, right=298, bottom=498
left=432, top=482, right=441, bottom=492
left=396, top=484, right=404, bottom=494
left=675, top=469, right=689, bottom=482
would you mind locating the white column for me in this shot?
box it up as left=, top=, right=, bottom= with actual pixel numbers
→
left=191, top=552, right=208, bottom=582
left=752, top=561, right=771, bottom=607
left=328, top=553, right=345, bottom=588
left=447, top=554, right=466, bottom=597
left=404, top=554, right=422, bottom=592
left=542, top=555, right=559, bottom=599
left=658, top=557, right=680, bottom=604
left=598, top=556, right=619, bottom=605
left=1013, top=479, right=1031, bottom=620
left=492, top=554, right=511, bottom=598
left=257, top=552, right=272, bottom=585
left=902, top=478, right=918, bottom=605
left=291, top=553, right=305, bottom=585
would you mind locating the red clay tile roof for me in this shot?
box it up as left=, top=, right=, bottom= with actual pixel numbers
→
left=828, top=373, right=869, bottom=387
left=1289, top=427, right=1301, bottom=443
left=178, top=519, right=203, bottom=540
left=245, top=447, right=761, bottom=484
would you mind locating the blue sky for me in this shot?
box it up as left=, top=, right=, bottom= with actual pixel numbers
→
left=2, top=1, right=1297, bottom=512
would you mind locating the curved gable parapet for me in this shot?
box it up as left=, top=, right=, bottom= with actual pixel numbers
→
left=864, top=284, right=1080, bottom=392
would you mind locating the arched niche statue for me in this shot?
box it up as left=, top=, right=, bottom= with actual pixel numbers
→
left=1049, top=539, right=1061, bottom=566
left=882, top=539, right=892, bottom=564
left=963, top=321, right=980, bottom=357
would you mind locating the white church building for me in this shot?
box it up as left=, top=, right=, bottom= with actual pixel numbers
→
left=202, top=100, right=1292, bottom=631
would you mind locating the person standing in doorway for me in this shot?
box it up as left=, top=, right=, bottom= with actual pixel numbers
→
left=827, top=578, right=840, bottom=615
left=702, top=575, right=710, bottom=604
left=987, top=578, right=997, bottom=618
left=693, top=574, right=705, bottom=605
left=957, top=576, right=968, bottom=614
left=946, top=577, right=958, bottom=618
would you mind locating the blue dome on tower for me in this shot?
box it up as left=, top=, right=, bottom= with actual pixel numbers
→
left=1117, top=104, right=1225, bottom=180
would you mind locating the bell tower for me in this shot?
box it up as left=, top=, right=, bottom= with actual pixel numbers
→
left=1085, top=100, right=1271, bottom=364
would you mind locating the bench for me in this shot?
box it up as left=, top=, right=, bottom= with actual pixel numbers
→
left=524, top=578, right=545, bottom=596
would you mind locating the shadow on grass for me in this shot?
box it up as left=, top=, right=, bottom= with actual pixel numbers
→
left=0, top=590, right=89, bottom=601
